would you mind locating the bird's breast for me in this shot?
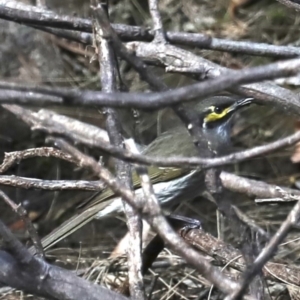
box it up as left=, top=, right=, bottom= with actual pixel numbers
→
left=95, top=170, right=204, bottom=219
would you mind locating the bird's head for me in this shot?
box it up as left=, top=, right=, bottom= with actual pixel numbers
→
left=197, top=96, right=254, bottom=130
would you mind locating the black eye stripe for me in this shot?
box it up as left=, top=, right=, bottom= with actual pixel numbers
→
left=214, top=106, right=222, bottom=113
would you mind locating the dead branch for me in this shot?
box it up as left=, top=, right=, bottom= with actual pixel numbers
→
left=0, top=213, right=129, bottom=300
left=183, top=227, right=300, bottom=287
left=0, top=147, right=76, bottom=174
left=1, top=57, right=300, bottom=110
left=0, top=175, right=104, bottom=191
left=1, top=1, right=300, bottom=59
left=92, top=1, right=144, bottom=298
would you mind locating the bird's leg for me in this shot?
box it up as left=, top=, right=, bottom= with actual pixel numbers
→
left=139, top=214, right=201, bottom=276
left=167, top=214, right=201, bottom=235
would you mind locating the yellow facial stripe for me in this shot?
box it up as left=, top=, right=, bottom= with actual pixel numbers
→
left=204, top=107, right=230, bottom=123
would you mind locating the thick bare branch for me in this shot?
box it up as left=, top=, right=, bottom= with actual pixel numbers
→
left=0, top=57, right=300, bottom=110
left=277, top=0, right=300, bottom=10
left=2, top=1, right=300, bottom=59
left=0, top=215, right=128, bottom=300
left=92, top=2, right=144, bottom=298
left=220, top=172, right=300, bottom=199
left=183, top=227, right=300, bottom=287
left=126, top=41, right=300, bottom=113
left=3, top=105, right=110, bottom=146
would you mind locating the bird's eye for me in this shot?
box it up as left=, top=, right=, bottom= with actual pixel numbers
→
left=214, top=106, right=222, bottom=114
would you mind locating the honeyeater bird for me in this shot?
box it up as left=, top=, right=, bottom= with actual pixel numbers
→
left=36, top=95, right=254, bottom=252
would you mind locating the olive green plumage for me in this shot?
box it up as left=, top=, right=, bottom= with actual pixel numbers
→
left=37, top=96, right=253, bottom=252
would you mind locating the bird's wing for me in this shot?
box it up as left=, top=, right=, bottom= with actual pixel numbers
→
left=34, top=165, right=189, bottom=253
left=82, top=165, right=187, bottom=208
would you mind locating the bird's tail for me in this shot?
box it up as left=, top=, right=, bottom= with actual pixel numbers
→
left=28, top=199, right=114, bottom=255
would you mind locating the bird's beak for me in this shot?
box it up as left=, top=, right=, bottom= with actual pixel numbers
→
left=227, top=97, right=254, bottom=113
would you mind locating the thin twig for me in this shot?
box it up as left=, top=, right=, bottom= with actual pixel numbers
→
left=0, top=147, right=76, bottom=174
left=148, top=0, right=165, bottom=43
left=227, top=191, right=300, bottom=300
left=0, top=171, right=298, bottom=202
left=0, top=175, right=104, bottom=191
left=0, top=190, right=44, bottom=258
